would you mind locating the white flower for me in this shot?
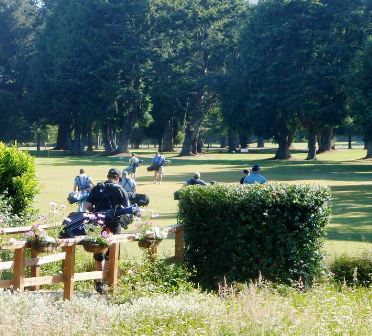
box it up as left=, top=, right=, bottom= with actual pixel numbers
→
left=8, top=238, right=17, bottom=245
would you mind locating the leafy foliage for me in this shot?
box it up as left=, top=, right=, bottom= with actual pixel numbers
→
left=178, top=183, right=332, bottom=288
left=112, top=254, right=195, bottom=303
left=347, top=37, right=372, bottom=156
left=0, top=143, right=39, bottom=215
left=330, top=250, right=372, bottom=287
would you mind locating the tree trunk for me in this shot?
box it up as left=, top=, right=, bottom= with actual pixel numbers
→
left=220, top=135, right=227, bottom=148
left=318, top=127, right=333, bottom=153
left=346, top=128, right=352, bottom=149
left=132, top=142, right=140, bottom=149
left=180, top=118, right=204, bottom=156
left=87, top=122, right=94, bottom=152
left=69, top=123, right=87, bottom=156
left=306, top=130, right=317, bottom=160
left=275, top=136, right=292, bottom=160
left=162, top=118, right=175, bottom=152
left=197, top=136, right=204, bottom=153
left=54, top=122, right=70, bottom=150
left=257, top=136, right=265, bottom=148
left=118, top=130, right=130, bottom=153
left=36, top=133, right=41, bottom=152
left=181, top=124, right=194, bottom=155
left=228, top=130, right=238, bottom=153
left=239, top=134, right=248, bottom=149
left=365, top=140, right=372, bottom=159
left=102, top=122, right=115, bottom=153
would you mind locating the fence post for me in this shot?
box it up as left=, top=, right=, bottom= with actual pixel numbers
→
left=175, top=226, right=184, bottom=262
left=63, top=245, right=75, bottom=300
left=13, top=247, right=25, bottom=292
left=30, top=249, right=40, bottom=291
left=107, top=242, right=120, bottom=290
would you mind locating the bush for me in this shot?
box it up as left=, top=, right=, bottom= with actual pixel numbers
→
left=330, top=251, right=372, bottom=287
left=177, top=183, right=332, bottom=288
left=112, top=254, right=195, bottom=303
left=0, top=142, right=39, bottom=215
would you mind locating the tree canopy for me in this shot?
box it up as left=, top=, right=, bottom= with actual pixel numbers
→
left=0, top=0, right=371, bottom=158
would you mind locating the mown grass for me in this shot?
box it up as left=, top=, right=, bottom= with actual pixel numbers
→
left=31, top=143, right=371, bottom=259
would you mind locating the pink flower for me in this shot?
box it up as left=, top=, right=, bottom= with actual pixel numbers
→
left=101, top=231, right=108, bottom=238
left=25, top=231, right=34, bottom=238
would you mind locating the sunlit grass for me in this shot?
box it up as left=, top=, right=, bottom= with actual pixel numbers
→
left=31, top=143, right=371, bottom=258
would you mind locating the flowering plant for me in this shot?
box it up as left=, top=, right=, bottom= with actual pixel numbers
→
left=134, top=209, right=169, bottom=242
left=24, top=224, right=59, bottom=251
left=80, top=213, right=112, bottom=247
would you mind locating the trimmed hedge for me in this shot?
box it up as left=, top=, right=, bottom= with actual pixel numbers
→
left=177, top=183, right=332, bottom=288
left=330, top=251, right=372, bottom=287
left=0, top=143, right=39, bottom=215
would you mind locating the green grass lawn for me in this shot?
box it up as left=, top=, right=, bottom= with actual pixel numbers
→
left=31, top=143, right=372, bottom=259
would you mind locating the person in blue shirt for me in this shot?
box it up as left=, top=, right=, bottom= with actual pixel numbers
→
left=243, top=164, right=267, bottom=184
left=184, top=172, right=207, bottom=186
left=73, top=168, right=95, bottom=212
left=152, top=152, right=166, bottom=184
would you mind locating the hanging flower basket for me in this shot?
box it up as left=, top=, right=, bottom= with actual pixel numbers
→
left=30, top=241, right=60, bottom=253
left=138, top=238, right=159, bottom=249
left=83, top=243, right=108, bottom=254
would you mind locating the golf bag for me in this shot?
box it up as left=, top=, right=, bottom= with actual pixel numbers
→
left=128, top=193, right=150, bottom=207
left=124, top=160, right=143, bottom=174
left=147, top=163, right=160, bottom=172
left=59, top=206, right=136, bottom=238
left=67, top=191, right=90, bottom=204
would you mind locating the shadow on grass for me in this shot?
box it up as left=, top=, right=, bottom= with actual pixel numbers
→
left=327, top=185, right=372, bottom=243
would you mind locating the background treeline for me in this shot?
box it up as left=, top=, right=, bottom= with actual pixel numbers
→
left=0, top=0, right=371, bottom=158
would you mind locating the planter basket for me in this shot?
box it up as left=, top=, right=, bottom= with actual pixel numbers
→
left=30, top=242, right=59, bottom=253
left=83, top=244, right=108, bottom=254
left=138, top=239, right=159, bottom=249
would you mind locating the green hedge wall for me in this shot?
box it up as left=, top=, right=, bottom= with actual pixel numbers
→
left=0, top=143, right=39, bottom=216
left=177, top=183, right=332, bottom=288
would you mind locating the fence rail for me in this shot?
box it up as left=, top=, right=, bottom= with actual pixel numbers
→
left=0, top=224, right=184, bottom=300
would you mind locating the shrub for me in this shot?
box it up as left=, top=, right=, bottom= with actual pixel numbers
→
left=113, top=254, right=195, bottom=303
left=330, top=250, right=372, bottom=287
left=0, top=142, right=39, bottom=215
left=177, top=183, right=332, bottom=288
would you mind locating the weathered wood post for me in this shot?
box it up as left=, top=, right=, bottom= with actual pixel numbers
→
left=175, top=226, right=184, bottom=262
left=13, top=247, right=25, bottom=292
left=107, top=242, right=120, bottom=289
left=30, top=249, right=40, bottom=291
left=63, top=245, right=75, bottom=300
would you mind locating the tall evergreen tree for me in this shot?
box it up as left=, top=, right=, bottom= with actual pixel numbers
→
left=30, top=0, right=152, bottom=154
left=347, top=38, right=372, bottom=158
left=0, top=0, right=38, bottom=142
left=149, top=0, right=247, bottom=156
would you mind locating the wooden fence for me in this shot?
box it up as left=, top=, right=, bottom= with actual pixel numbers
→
left=0, top=224, right=184, bottom=300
